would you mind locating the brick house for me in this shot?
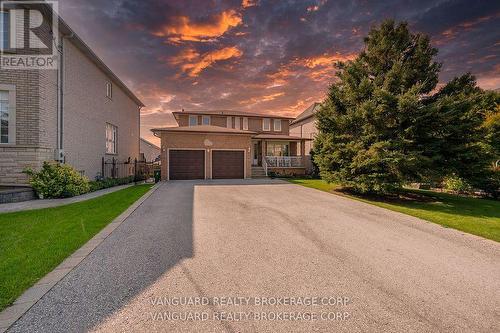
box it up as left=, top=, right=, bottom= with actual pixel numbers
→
left=152, top=110, right=310, bottom=180
left=0, top=4, right=144, bottom=185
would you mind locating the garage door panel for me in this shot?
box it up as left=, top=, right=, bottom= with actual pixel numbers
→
left=169, top=150, right=205, bottom=180
left=212, top=151, right=244, bottom=179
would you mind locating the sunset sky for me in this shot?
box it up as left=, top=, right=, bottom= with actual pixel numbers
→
left=59, top=0, right=500, bottom=145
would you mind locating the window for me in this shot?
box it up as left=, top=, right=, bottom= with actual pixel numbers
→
left=0, top=91, right=9, bottom=143
left=0, top=11, right=8, bottom=50
left=189, top=115, right=198, bottom=126
left=226, top=116, right=232, bottom=128
left=202, top=115, right=210, bottom=125
left=273, top=119, right=281, bottom=131
left=106, top=82, right=112, bottom=99
left=263, top=118, right=270, bottom=131
left=105, top=123, right=117, bottom=154
left=243, top=117, right=248, bottom=130
left=266, top=142, right=289, bottom=156
left=234, top=117, right=240, bottom=129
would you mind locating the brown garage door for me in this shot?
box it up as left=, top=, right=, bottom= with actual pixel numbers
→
left=169, top=150, right=205, bottom=180
left=212, top=150, right=244, bottom=179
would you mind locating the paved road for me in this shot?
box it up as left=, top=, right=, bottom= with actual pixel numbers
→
left=8, top=180, right=500, bottom=332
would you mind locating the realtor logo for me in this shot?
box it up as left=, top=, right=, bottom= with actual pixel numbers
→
left=0, top=1, right=59, bottom=69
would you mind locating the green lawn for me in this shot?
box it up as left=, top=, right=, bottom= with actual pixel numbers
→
left=287, top=178, right=500, bottom=242
left=0, top=184, right=152, bottom=311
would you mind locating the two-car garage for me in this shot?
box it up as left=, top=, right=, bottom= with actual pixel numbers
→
left=154, top=125, right=253, bottom=181
left=168, top=149, right=246, bottom=180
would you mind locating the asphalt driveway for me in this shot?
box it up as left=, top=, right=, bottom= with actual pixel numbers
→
left=8, top=180, right=500, bottom=332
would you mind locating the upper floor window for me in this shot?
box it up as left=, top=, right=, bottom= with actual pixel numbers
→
left=0, top=91, right=9, bottom=143
left=189, top=115, right=198, bottom=126
left=243, top=117, right=248, bottom=130
left=106, top=81, right=112, bottom=99
left=202, top=115, right=210, bottom=125
left=226, top=116, right=232, bottom=128
left=234, top=117, right=240, bottom=129
left=263, top=118, right=270, bottom=131
left=273, top=119, right=281, bottom=131
left=105, top=123, right=117, bottom=154
left=0, top=11, right=9, bottom=51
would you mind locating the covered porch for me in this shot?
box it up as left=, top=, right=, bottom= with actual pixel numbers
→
left=251, top=135, right=309, bottom=176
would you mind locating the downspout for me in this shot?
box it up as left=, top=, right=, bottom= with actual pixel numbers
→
left=56, top=32, right=74, bottom=162
left=56, top=36, right=63, bottom=162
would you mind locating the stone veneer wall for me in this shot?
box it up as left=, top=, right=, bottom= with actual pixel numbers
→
left=0, top=146, right=54, bottom=185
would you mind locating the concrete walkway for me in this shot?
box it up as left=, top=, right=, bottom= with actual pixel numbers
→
left=5, top=180, right=500, bottom=332
left=0, top=184, right=133, bottom=213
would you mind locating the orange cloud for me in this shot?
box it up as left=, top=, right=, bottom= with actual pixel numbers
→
left=267, top=52, right=357, bottom=85
left=167, top=47, right=200, bottom=65
left=299, top=53, right=357, bottom=68
left=239, top=92, right=285, bottom=105
left=435, top=14, right=500, bottom=45
left=169, top=46, right=243, bottom=77
left=153, top=9, right=242, bottom=42
left=242, top=0, right=257, bottom=8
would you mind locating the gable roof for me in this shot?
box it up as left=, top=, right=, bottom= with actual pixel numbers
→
left=172, top=110, right=294, bottom=120
left=290, top=102, right=321, bottom=125
left=31, top=1, right=144, bottom=107
left=140, top=138, right=160, bottom=150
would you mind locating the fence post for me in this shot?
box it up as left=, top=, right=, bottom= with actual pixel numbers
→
left=134, top=158, right=137, bottom=180
left=101, top=157, right=104, bottom=179
left=112, top=157, right=116, bottom=178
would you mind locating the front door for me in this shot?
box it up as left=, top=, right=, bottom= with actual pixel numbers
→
left=252, top=142, right=259, bottom=166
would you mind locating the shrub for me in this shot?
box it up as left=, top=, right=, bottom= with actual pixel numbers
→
left=443, top=174, right=472, bottom=194
left=24, top=162, right=90, bottom=198
left=88, top=176, right=134, bottom=192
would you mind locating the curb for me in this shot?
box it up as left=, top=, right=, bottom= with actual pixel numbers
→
left=0, top=182, right=162, bottom=332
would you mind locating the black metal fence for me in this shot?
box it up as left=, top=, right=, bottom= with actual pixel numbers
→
left=100, top=157, right=160, bottom=181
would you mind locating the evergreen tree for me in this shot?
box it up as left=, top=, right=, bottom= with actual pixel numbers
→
left=314, top=20, right=440, bottom=193
left=314, top=20, right=499, bottom=195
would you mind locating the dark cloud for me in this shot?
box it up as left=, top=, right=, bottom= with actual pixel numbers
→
left=59, top=0, right=500, bottom=144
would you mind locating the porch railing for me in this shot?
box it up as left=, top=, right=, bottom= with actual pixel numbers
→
left=265, top=156, right=304, bottom=168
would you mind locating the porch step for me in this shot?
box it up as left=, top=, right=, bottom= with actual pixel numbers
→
left=251, top=167, right=267, bottom=178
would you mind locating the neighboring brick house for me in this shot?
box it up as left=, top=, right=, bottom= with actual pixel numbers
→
left=140, top=138, right=161, bottom=162
left=289, top=103, right=321, bottom=171
left=0, top=5, right=144, bottom=185
left=152, top=110, right=310, bottom=180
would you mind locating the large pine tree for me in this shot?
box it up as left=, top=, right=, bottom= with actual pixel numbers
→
left=314, top=20, right=499, bottom=195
